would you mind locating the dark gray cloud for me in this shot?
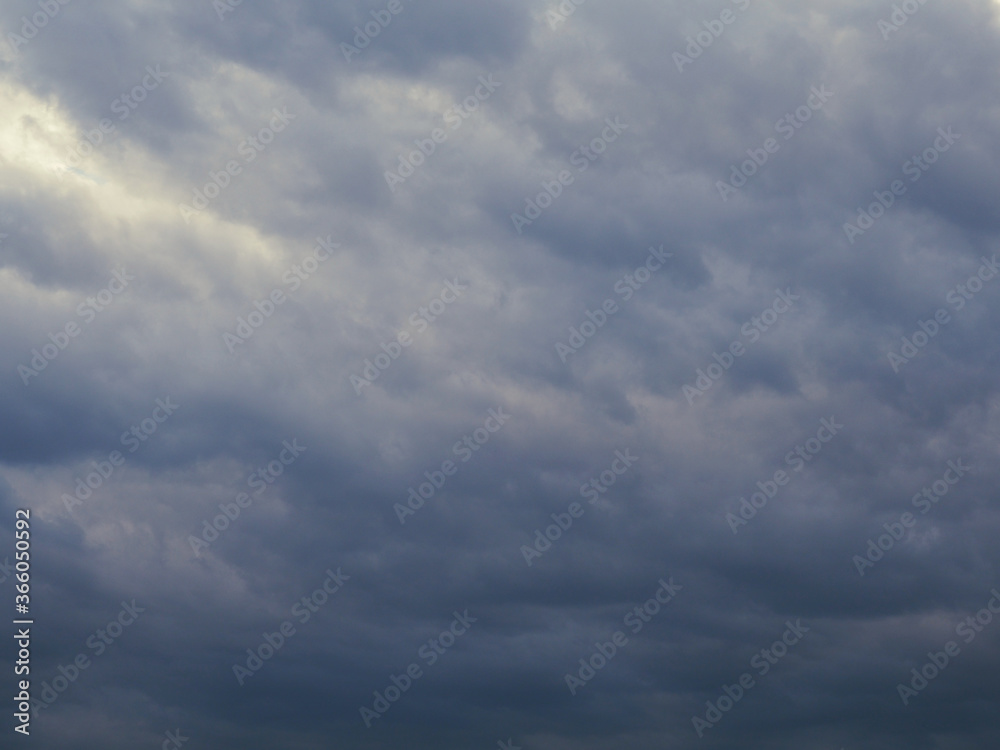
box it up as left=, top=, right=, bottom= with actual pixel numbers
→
left=2, top=0, right=1000, bottom=748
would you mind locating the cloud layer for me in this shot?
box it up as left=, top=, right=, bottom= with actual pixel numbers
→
left=2, top=0, right=1000, bottom=748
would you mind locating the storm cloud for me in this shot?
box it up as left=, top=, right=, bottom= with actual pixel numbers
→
left=2, top=0, right=1000, bottom=748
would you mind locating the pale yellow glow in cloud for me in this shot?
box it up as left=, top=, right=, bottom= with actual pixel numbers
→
left=0, top=75, right=288, bottom=297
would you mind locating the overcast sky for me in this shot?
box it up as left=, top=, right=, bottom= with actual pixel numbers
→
left=2, top=0, right=1000, bottom=748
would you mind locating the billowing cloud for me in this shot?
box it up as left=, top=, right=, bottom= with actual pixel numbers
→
left=2, top=1, right=1000, bottom=748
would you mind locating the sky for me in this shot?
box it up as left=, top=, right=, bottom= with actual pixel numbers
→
left=2, top=0, right=1000, bottom=748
